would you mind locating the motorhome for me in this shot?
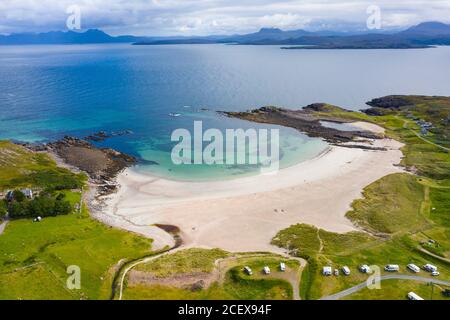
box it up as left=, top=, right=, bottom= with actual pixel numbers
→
left=322, top=266, right=332, bottom=276
left=407, top=264, right=420, bottom=273
left=359, top=265, right=371, bottom=273
left=408, top=292, right=424, bottom=300
left=423, top=264, right=438, bottom=272
left=384, top=264, right=400, bottom=272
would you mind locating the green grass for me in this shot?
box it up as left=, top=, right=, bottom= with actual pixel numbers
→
left=136, top=248, right=229, bottom=277
left=0, top=141, right=86, bottom=191
left=343, top=280, right=450, bottom=300
left=346, top=173, right=429, bottom=234
left=272, top=223, right=377, bottom=257
left=223, top=268, right=292, bottom=300
left=429, top=187, right=450, bottom=227
left=271, top=224, right=321, bottom=256
left=0, top=204, right=153, bottom=300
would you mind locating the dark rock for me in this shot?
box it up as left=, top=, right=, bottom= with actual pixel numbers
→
left=190, top=280, right=206, bottom=292
left=366, top=96, right=411, bottom=109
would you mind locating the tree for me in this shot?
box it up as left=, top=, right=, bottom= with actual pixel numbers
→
left=12, top=190, right=26, bottom=202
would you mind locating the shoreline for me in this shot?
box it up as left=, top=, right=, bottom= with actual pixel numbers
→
left=128, top=144, right=333, bottom=184
left=99, top=134, right=404, bottom=253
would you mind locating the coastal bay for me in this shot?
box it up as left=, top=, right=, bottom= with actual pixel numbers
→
left=100, top=120, right=403, bottom=252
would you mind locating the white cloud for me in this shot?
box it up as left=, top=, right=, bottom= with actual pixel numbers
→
left=0, top=0, right=449, bottom=35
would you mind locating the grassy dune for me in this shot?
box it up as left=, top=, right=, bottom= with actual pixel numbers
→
left=124, top=250, right=297, bottom=300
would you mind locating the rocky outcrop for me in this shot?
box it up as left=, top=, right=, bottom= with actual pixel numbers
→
left=222, top=105, right=382, bottom=145
left=46, top=136, right=136, bottom=182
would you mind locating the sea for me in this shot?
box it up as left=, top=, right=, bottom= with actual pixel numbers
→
left=1, top=44, right=450, bottom=180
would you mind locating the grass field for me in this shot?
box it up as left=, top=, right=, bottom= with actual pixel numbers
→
left=135, top=248, right=229, bottom=277
left=0, top=141, right=155, bottom=300
left=343, top=280, right=450, bottom=300
left=346, top=174, right=429, bottom=234
left=0, top=207, right=153, bottom=300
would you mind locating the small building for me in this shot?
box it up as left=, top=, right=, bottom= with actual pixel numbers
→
left=408, top=292, right=424, bottom=301
left=407, top=264, right=420, bottom=273
left=385, top=264, right=400, bottom=272
left=21, top=189, right=33, bottom=199
left=280, top=262, right=286, bottom=272
left=342, top=266, right=351, bottom=276
left=359, top=265, right=371, bottom=274
left=244, top=266, right=253, bottom=276
left=322, top=266, right=332, bottom=276
left=263, top=266, right=271, bottom=275
left=423, top=264, right=438, bottom=273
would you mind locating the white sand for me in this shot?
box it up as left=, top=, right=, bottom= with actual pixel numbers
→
left=348, top=121, right=386, bottom=134
left=99, top=133, right=404, bottom=253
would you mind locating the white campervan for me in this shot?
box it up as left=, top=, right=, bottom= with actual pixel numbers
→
left=384, top=264, right=400, bottom=272
left=407, top=264, right=420, bottom=273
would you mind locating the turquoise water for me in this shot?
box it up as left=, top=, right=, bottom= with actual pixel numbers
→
left=1, top=44, right=450, bottom=180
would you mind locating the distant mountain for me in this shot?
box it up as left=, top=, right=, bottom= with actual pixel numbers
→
left=2, top=21, right=450, bottom=48
left=135, top=22, right=450, bottom=48
left=401, top=21, right=450, bottom=36
left=0, top=29, right=145, bottom=45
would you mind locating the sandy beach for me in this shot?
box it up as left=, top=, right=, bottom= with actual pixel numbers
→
left=99, top=124, right=404, bottom=253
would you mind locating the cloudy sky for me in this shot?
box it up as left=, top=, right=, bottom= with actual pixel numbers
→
left=1, top=0, right=449, bottom=36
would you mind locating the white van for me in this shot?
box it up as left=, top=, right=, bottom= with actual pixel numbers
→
left=407, top=264, right=420, bottom=273
left=384, top=264, right=400, bottom=272
left=408, top=292, right=424, bottom=300
left=423, top=264, right=437, bottom=272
